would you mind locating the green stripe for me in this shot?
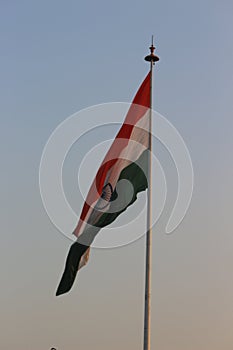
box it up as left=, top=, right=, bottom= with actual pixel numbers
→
left=56, top=150, right=149, bottom=296
left=95, top=149, right=148, bottom=228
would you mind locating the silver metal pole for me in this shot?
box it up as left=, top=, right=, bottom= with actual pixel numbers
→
left=143, top=38, right=159, bottom=350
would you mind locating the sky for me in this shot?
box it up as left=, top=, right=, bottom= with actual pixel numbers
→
left=1, top=0, right=233, bottom=349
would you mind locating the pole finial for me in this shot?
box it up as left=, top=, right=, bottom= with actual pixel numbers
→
left=144, top=36, right=159, bottom=64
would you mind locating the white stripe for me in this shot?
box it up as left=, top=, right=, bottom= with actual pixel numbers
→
left=107, top=109, right=149, bottom=187
left=76, top=109, right=149, bottom=238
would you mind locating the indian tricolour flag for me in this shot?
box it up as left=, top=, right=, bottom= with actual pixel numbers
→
left=56, top=71, right=151, bottom=296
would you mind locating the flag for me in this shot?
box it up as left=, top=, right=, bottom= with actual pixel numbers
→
left=56, top=71, right=151, bottom=296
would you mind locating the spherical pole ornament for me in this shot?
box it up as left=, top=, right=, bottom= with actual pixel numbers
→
left=144, top=36, right=159, bottom=64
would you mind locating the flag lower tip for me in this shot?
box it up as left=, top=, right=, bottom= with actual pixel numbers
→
left=55, top=285, right=70, bottom=296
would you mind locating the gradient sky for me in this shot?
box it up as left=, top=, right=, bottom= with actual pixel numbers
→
left=1, top=0, right=233, bottom=349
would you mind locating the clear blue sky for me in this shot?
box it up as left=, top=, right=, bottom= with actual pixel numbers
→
left=1, top=0, right=233, bottom=349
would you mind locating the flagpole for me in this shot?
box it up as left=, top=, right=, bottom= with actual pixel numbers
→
left=143, top=37, right=159, bottom=350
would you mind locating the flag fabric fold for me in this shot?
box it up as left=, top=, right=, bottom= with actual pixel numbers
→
left=56, top=72, right=151, bottom=296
